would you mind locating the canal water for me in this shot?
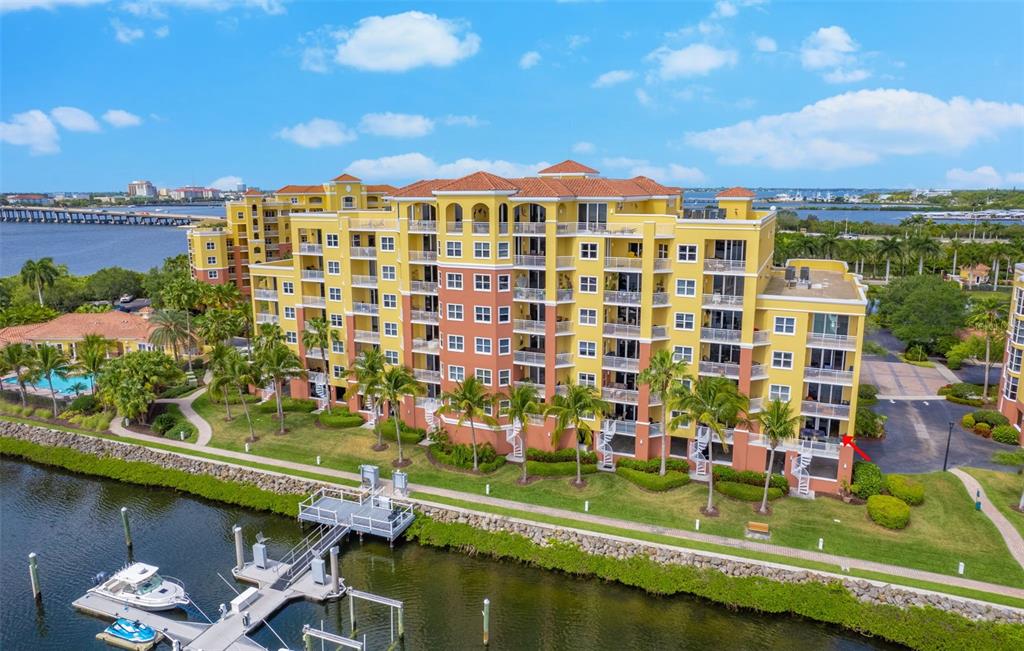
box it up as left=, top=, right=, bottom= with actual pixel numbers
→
left=0, top=459, right=894, bottom=650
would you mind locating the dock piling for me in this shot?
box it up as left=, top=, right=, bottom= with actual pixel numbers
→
left=121, top=507, right=132, bottom=549
left=349, top=589, right=356, bottom=636
left=482, top=598, right=490, bottom=646
left=233, top=525, right=245, bottom=571
left=28, top=552, right=41, bottom=600
left=398, top=604, right=405, bottom=639
left=329, top=546, right=340, bottom=596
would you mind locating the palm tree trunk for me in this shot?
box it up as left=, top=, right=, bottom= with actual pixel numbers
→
left=36, top=282, right=44, bottom=306
left=951, top=248, right=958, bottom=276
left=918, top=255, right=924, bottom=274
left=393, top=408, right=404, bottom=464
left=371, top=398, right=383, bottom=447
left=659, top=412, right=668, bottom=476
left=760, top=447, right=776, bottom=514
left=706, top=443, right=716, bottom=513
left=469, top=420, right=479, bottom=471
left=993, top=259, right=1000, bottom=291
left=185, top=311, right=194, bottom=375
left=518, top=417, right=529, bottom=483
left=885, top=258, right=891, bottom=283
left=238, top=387, right=256, bottom=442
left=223, top=389, right=233, bottom=420
left=18, top=381, right=27, bottom=406
left=575, top=439, right=582, bottom=486
left=275, top=379, right=285, bottom=434
left=47, top=377, right=57, bottom=418
left=171, top=341, right=180, bottom=363
left=983, top=335, right=992, bottom=399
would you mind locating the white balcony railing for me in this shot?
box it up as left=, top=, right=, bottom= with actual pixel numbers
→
left=471, top=222, right=490, bottom=235
left=352, top=302, right=378, bottom=315
left=446, top=222, right=464, bottom=234
left=653, top=258, right=672, bottom=272
left=353, top=330, right=381, bottom=344
left=513, top=319, right=545, bottom=334
left=800, top=401, right=851, bottom=420
left=408, top=219, right=437, bottom=233
left=698, top=361, right=741, bottom=378
left=412, top=338, right=440, bottom=353
left=350, top=246, right=376, bottom=259
left=703, top=258, right=745, bottom=273
left=702, top=293, right=744, bottom=308
left=254, top=289, right=278, bottom=301
left=803, top=367, right=855, bottom=384
left=307, top=371, right=327, bottom=384
left=301, top=295, right=326, bottom=308
left=299, top=243, right=323, bottom=255
left=603, top=419, right=637, bottom=436
left=301, top=269, right=325, bottom=281
left=652, top=292, right=669, bottom=306
left=351, top=275, right=378, bottom=288
left=411, top=310, right=439, bottom=324
left=349, top=218, right=399, bottom=231
left=602, top=355, right=640, bottom=372
left=305, top=347, right=328, bottom=359
left=255, top=313, right=279, bottom=324
left=514, top=380, right=546, bottom=393
left=604, top=257, right=643, bottom=270
left=602, top=387, right=661, bottom=405
left=605, top=290, right=642, bottom=305
left=413, top=368, right=441, bottom=383
left=748, top=397, right=764, bottom=413
left=806, top=332, right=858, bottom=350
left=410, top=280, right=438, bottom=294
left=513, top=222, right=547, bottom=234
left=408, top=250, right=437, bottom=263
left=514, top=287, right=545, bottom=301
left=514, top=350, right=546, bottom=366
left=700, top=327, right=742, bottom=343
left=603, top=322, right=642, bottom=337
left=515, top=255, right=546, bottom=268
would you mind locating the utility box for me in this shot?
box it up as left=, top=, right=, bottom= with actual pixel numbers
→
left=253, top=542, right=268, bottom=569
left=310, top=558, right=327, bottom=585
left=393, top=471, right=408, bottom=496
left=360, top=464, right=380, bottom=490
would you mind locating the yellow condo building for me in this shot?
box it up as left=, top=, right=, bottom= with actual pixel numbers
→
left=998, top=262, right=1024, bottom=444
left=187, top=160, right=867, bottom=496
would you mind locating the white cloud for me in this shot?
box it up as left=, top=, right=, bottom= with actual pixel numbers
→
left=1, top=0, right=107, bottom=13
left=630, top=163, right=706, bottom=185
left=685, top=89, right=1024, bottom=170
left=823, top=68, right=870, bottom=84
left=111, top=18, right=144, bottom=43
left=443, top=114, right=486, bottom=127
left=602, top=156, right=647, bottom=168
left=276, top=118, right=356, bottom=148
left=120, top=0, right=285, bottom=17
left=103, top=109, right=142, bottom=127
left=300, top=45, right=330, bottom=73
left=50, top=106, right=101, bottom=132
left=359, top=112, right=435, bottom=138
left=333, top=11, right=480, bottom=72
left=572, top=141, right=596, bottom=154
left=800, top=26, right=870, bottom=83
left=646, top=44, right=738, bottom=80
left=592, top=69, right=635, bottom=88
left=711, top=1, right=737, bottom=19
left=154, top=25, right=170, bottom=38
left=208, top=175, right=244, bottom=190
left=754, top=36, right=777, bottom=53
left=519, top=50, right=541, bottom=69
left=945, top=167, right=1024, bottom=189
left=0, top=109, right=60, bottom=154
left=567, top=34, right=589, bottom=50
left=635, top=88, right=652, bottom=106
left=345, top=152, right=550, bottom=183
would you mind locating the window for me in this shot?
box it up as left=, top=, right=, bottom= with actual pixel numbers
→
left=381, top=265, right=396, bottom=281
left=447, top=304, right=463, bottom=321
left=579, top=308, right=597, bottom=325
left=579, top=341, right=596, bottom=357
left=499, top=369, right=511, bottom=386
left=205, top=241, right=215, bottom=250
left=474, top=274, right=491, bottom=291
left=384, top=322, right=398, bottom=337
left=290, top=197, right=298, bottom=204
left=577, top=202, right=608, bottom=224
left=446, top=273, right=463, bottom=290
left=498, top=306, right=510, bottom=323
left=383, top=294, right=397, bottom=309
left=385, top=350, right=399, bottom=365
left=579, top=276, right=598, bottom=293
left=329, top=287, right=341, bottom=301
left=774, top=316, right=796, bottom=335
left=769, top=385, right=791, bottom=402
left=1005, top=374, right=1019, bottom=401
left=380, top=236, right=395, bottom=251
left=675, top=279, right=696, bottom=297
left=474, top=242, right=490, bottom=259
left=343, top=196, right=354, bottom=209
left=674, top=312, right=695, bottom=330
left=327, top=260, right=340, bottom=275
left=282, top=281, right=294, bottom=295
left=447, top=335, right=464, bottom=351
left=498, top=242, right=510, bottom=258
left=446, top=241, right=462, bottom=257
left=474, top=306, right=492, bottom=323
left=578, top=372, right=596, bottom=387
left=332, top=339, right=344, bottom=354
left=285, top=331, right=297, bottom=343
left=499, top=338, right=511, bottom=354
left=283, top=306, right=295, bottom=319
left=208, top=270, right=218, bottom=279
left=320, top=233, right=336, bottom=248
left=448, top=365, right=465, bottom=382
left=330, top=314, right=343, bottom=327
left=580, top=242, right=598, bottom=259
left=673, top=346, right=693, bottom=363
left=772, top=351, right=794, bottom=369
left=206, top=256, right=217, bottom=265
left=498, top=274, right=510, bottom=291
left=677, top=244, right=697, bottom=262
left=333, top=365, right=345, bottom=378
left=475, top=337, right=492, bottom=354
left=475, top=369, right=492, bottom=385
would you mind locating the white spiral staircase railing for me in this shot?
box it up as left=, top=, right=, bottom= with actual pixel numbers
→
left=794, top=441, right=813, bottom=496
left=506, top=418, right=525, bottom=462
left=691, top=427, right=711, bottom=477
left=597, top=426, right=615, bottom=471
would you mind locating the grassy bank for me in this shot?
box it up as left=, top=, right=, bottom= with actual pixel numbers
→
left=405, top=515, right=1024, bottom=651
left=965, top=467, right=1024, bottom=539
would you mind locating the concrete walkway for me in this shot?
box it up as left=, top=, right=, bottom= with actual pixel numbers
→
left=154, top=370, right=213, bottom=446
left=950, top=468, right=1024, bottom=570
left=95, top=424, right=1023, bottom=600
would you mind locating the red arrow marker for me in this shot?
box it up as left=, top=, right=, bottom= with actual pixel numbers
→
left=841, top=434, right=871, bottom=461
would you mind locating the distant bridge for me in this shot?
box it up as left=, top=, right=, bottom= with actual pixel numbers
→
left=0, top=206, right=225, bottom=227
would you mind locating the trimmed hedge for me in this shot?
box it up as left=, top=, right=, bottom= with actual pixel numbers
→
left=160, top=384, right=197, bottom=399
left=257, top=397, right=317, bottom=413
left=151, top=412, right=178, bottom=435
left=616, top=457, right=689, bottom=474
left=961, top=414, right=976, bottom=429
left=525, top=460, right=597, bottom=477
left=430, top=440, right=506, bottom=474
left=974, top=423, right=991, bottom=437
left=379, top=419, right=426, bottom=444
left=971, top=409, right=1009, bottom=428
left=991, top=425, right=1020, bottom=446
left=616, top=467, right=690, bottom=491
left=70, top=394, right=100, bottom=414
left=886, top=475, right=925, bottom=506
left=715, top=480, right=784, bottom=502
left=712, top=465, right=789, bottom=493
left=850, top=461, right=884, bottom=499
left=867, top=494, right=911, bottom=530
left=318, top=410, right=365, bottom=429
left=526, top=447, right=598, bottom=464
left=858, top=383, right=879, bottom=406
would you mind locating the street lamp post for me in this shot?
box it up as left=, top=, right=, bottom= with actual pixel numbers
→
left=942, top=421, right=954, bottom=472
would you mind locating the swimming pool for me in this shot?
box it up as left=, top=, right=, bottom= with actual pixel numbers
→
left=2, top=372, right=94, bottom=395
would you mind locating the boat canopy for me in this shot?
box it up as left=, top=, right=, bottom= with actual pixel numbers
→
left=112, top=563, right=160, bottom=585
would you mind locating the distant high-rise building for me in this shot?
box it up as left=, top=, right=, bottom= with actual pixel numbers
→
left=127, top=180, right=157, bottom=198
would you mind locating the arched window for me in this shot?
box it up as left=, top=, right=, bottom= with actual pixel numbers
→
left=343, top=196, right=355, bottom=209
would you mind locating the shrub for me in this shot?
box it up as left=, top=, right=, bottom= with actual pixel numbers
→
left=867, top=494, right=911, bottom=529
left=857, top=384, right=878, bottom=406
left=526, top=447, right=599, bottom=464
left=991, top=425, right=1020, bottom=446
left=715, top=481, right=783, bottom=502
left=525, top=460, right=597, bottom=477
left=33, top=408, right=51, bottom=419
left=616, top=467, right=690, bottom=491
left=81, top=412, right=113, bottom=431
left=20, top=406, right=35, bottom=417
left=885, top=475, right=925, bottom=506
left=151, top=412, right=179, bottom=435
left=904, top=345, right=928, bottom=362
left=70, top=394, right=100, bottom=414
left=167, top=420, right=196, bottom=440
left=431, top=439, right=505, bottom=473
left=971, top=409, right=1009, bottom=427
left=854, top=406, right=887, bottom=438
left=946, top=394, right=985, bottom=407
left=616, top=457, right=689, bottom=474
left=850, top=461, right=884, bottom=499
left=318, top=410, right=365, bottom=428
left=961, top=414, right=976, bottom=429
left=379, top=419, right=426, bottom=444
left=257, top=398, right=317, bottom=413
left=712, top=465, right=789, bottom=492
left=974, top=422, right=991, bottom=437
left=160, top=384, right=196, bottom=399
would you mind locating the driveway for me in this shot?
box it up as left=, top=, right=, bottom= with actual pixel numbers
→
left=857, top=398, right=1007, bottom=473
left=954, top=362, right=1002, bottom=388
left=860, top=357, right=951, bottom=398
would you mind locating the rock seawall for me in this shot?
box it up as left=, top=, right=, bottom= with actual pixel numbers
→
left=2, top=420, right=1022, bottom=625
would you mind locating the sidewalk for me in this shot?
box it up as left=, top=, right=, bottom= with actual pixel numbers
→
left=950, top=468, right=1024, bottom=569
left=153, top=379, right=212, bottom=446
left=95, top=423, right=1023, bottom=600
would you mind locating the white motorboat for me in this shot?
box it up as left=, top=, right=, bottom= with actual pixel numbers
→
left=88, top=563, right=189, bottom=611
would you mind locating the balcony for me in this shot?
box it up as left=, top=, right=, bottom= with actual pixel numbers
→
left=301, top=295, right=326, bottom=308
left=353, top=330, right=381, bottom=344
left=603, top=322, right=642, bottom=337
left=305, top=347, right=328, bottom=359
left=748, top=397, right=764, bottom=413
left=410, top=280, right=438, bottom=294
left=700, top=327, right=742, bottom=343
left=411, top=309, right=439, bottom=325
left=512, top=319, right=573, bottom=335
left=413, top=368, right=441, bottom=384
left=605, top=290, right=642, bottom=306
left=255, top=313, right=279, bottom=324
left=301, top=269, right=325, bottom=282
left=703, top=258, right=745, bottom=273
left=513, top=222, right=547, bottom=234
left=307, top=371, right=327, bottom=385
left=698, top=360, right=740, bottom=378
left=350, top=246, right=376, bottom=259
left=446, top=222, right=464, bottom=234
left=804, top=366, right=855, bottom=385
left=801, top=401, right=851, bottom=420
left=471, top=222, right=490, bottom=235
left=515, top=254, right=546, bottom=268
left=514, top=380, right=546, bottom=393
left=412, top=338, right=440, bottom=354
left=254, top=289, right=278, bottom=301
left=298, top=243, right=323, bottom=255
left=701, top=293, right=744, bottom=309
left=349, top=218, right=399, bottom=231
left=602, top=354, right=640, bottom=372
left=408, top=219, right=437, bottom=233
left=513, top=287, right=545, bottom=302
left=514, top=350, right=546, bottom=366
left=408, top=250, right=437, bottom=263
left=604, top=257, right=643, bottom=271
left=652, top=292, right=669, bottom=306
left=806, top=332, right=858, bottom=351
left=753, top=330, right=770, bottom=346
left=602, top=387, right=661, bottom=406
left=654, top=258, right=672, bottom=272
left=351, top=275, right=378, bottom=288
left=682, top=207, right=726, bottom=220
left=352, top=302, right=378, bottom=315
left=556, top=222, right=644, bottom=237
left=603, top=419, right=637, bottom=436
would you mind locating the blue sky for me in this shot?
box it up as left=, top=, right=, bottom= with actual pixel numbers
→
left=2, top=0, right=1023, bottom=192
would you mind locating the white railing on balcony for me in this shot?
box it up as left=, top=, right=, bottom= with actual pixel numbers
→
left=413, top=368, right=441, bottom=383
left=702, top=293, right=744, bottom=308
left=513, top=222, right=547, bottom=234
left=698, top=361, right=741, bottom=378
left=801, top=401, right=851, bottom=420
left=556, top=289, right=573, bottom=302
left=753, top=330, right=770, bottom=345
left=353, top=330, right=381, bottom=344
left=254, top=289, right=278, bottom=301
left=751, top=363, right=768, bottom=379
left=515, top=255, right=546, bottom=268
left=351, top=275, right=378, bottom=288
left=299, top=243, right=323, bottom=255
left=556, top=256, right=574, bottom=268
left=352, top=302, right=378, bottom=315
left=408, top=219, right=437, bottom=233
left=471, top=222, right=490, bottom=235
left=554, top=352, right=573, bottom=366
left=703, top=258, right=746, bottom=273
left=602, top=355, right=640, bottom=372
left=301, top=295, right=326, bottom=307
left=514, top=287, right=545, bottom=301
left=806, top=332, right=858, bottom=350
left=301, top=269, right=324, bottom=281
left=701, top=327, right=742, bottom=343
left=410, top=280, right=438, bottom=293
left=557, top=222, right=644, bottom=236
left=513, top=319, right=545, bottom=334
left=349, top=218, right=398, bottom=231
left=604, top=257, right=643, bottom=270
left=748, top=397, right=764, bottom=413
left=514, top=350, right=546, bottom=366
left=408, top=250, right=437, bottom=263
left=305, top=347, right=328, bottom=359
left=412, top=338, right=440, bottom=353
left=255, top=313, right=279, bottom=324
left=603, top=419, right=637, bottom=436
left=804, top=367, right=855, bottom=384
left=654, top=258, right=672, bottom=272
left=350, top=246, right=376, bottom=258
left=652, top=325, right=668, bottom=339
left=446, top=222, right=464, bottom=234
left=307, top=371, right=327, bottom=384
left=652, top=292, right=669, bottom=306
left=514, top=380, right=545, bottom=393
left=602, top=387, right=659, bottom=405
left=605, top=290, right=642, bottom=305
left=603, top=322, right=642, bottom=337
left=411, top=309, right=439, bottom=324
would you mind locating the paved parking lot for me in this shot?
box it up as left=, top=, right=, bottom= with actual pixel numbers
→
left=859, top=357, right=950, bottom=397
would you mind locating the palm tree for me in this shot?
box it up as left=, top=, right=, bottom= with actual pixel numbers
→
left=79, top=333, right=112, bottom=359
left=33, top=344, right=71, bottom=418
left=440, top=377, right=497, bottom=471
left=668, top=375, right=748, bottom=515
left=907, top=235, right=941, bottom=274
left=638, top=349, right=689, bottom=476
left=76, top=346, right=108, bottom=396
left=148, top=309, right=190, bottom=363
left=258, top=342, right=305, bottom=434
left=301, top=316, right=340, bottom=413
left=545, top=383, right=611, bottom=487
left=196, top=308, right=240, bottom=348
left=376, top=365, right=424, bottom=466
left=844, top=238, right=872, bottom=276
left=254, top=323, right=284, bottom=357
left=754, top=399, right=799, bottom=514
left=163, top=279, right=202, bottom=374
left=966, top=296, right=1009, bottom=400
left=0, top=343, right=35, bottom=406
left=20, top=258, right=60, bottom=306
left=503, top=383, right=542, bottom=483
left=208, top=344, right=236, bottom=420
left=876, top=236, right=903, bottom=283
left=69, top=381, right=87, bottom=397
left=225, top=350, right=262, bottom=442
left=353, top=347, right=387, bottom=448
left=814, top=230, right=841, bottom=259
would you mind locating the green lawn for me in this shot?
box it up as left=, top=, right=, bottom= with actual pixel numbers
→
left=965, top=467, right=1024, bottom=540
left=194, top=395, right=1024, bottom=588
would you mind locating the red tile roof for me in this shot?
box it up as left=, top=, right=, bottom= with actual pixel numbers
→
left=365, top=184, right=397, bottom=193
left=391, top=179, right=452, bottom=198
left=716, top=186, right=756, bottom=198
left=332, top=173, right=361, bottom=182
left=0, top=323, right=42, bottom=346
left=538, top=160, right=599, bottom=175
left=0, top=312, right=157, bottom=345
left=244, top=189, right=263, bottom=196
left=435, top=171, right=520, bottom=192
left=388, top=173, right=681, bottom=200
left=276, top=184, right=325, bottom=194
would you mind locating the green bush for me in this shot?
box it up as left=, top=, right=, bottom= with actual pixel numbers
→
left=971, top=409, right=1009, bottom=427
left=257, top=397, right=317, bottom=413
left=854, top=405, right=887, bottom=438
left=160, top=384, right=196, bottom=399
left=20, top=406, right=35, bottom=417
left=318, top=410, right=365, bottom=428
left=712, top=465, right=789, bottom=492
left=867, top=494, right=911, bottom=529
left=33, top=408, right=51, bottom=419
left=857, top=384, right=879, bottom=406
left=946, top=394, right=985, bottom=407
left=938, top=383, right=986, bottom=407
left=903, top=345, right=928, bottom=362
left=885, top=475, right=925, bottom=506
left=526, top=447, right=598, bottom=464
left=379, top=419, right=426, bottom=443
left=991, top=425, right=1020, bottom=446
left=167, top=420, right=196, bottom=440
left=715, top=480, right=784, bottom=502
left=525, top=460, right=597, bottom=477
left=80, top=412, right=113, bottom=431
left=974, top=422, right=991, bottom=437
left=151, top=412, right=179, bottom=435
left=616, top=457, right=689, bottom=474
left=70, top=394, right=100, bottom=414
left=961, top=414, right=976, bottom=429
left=430, top=439, right=506, bottom=473
left=850, top=461, right=884, bottom=499
left=616, top=467, right=690, bottom=491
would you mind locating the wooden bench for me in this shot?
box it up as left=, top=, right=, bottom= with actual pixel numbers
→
left=746, top=521, right=770, bottom=538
